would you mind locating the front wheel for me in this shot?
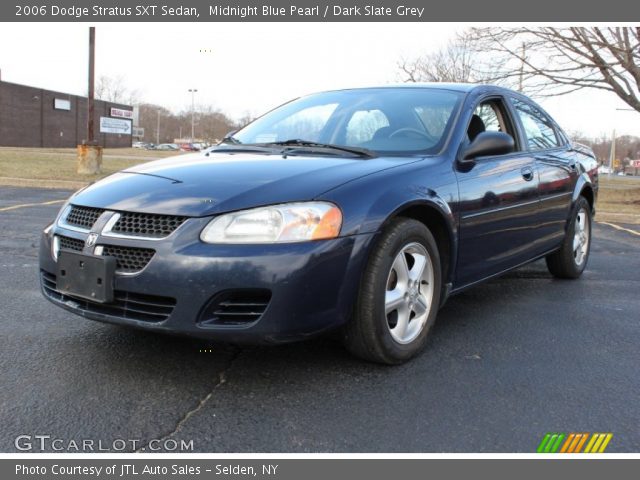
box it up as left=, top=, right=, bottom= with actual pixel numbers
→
left=343, top=218, right=441, bottom=364
left=546, top=196, right=592, bottom=279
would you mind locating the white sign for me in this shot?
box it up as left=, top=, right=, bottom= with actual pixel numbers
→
left=133, top=127, right=145, bottom=138
left=100, top=117, right=132, bottom=135
left=110, top=107, right=134, bottom=119
left=54, top=98, right=71, bottom=111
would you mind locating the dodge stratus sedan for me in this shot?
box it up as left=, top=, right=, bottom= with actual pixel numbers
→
left=40, top=84, right=597, bottom=364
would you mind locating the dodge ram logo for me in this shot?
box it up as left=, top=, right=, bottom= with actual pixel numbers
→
left=85, top=233, right=98, bottom=248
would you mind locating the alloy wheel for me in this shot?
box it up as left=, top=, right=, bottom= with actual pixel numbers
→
left=573, top=207, right=590, bottom=266
left=385, top=242, right=435, bottom=344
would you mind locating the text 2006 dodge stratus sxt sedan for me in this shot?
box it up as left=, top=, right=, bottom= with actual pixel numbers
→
left=40, top=85, right=598, bottom=364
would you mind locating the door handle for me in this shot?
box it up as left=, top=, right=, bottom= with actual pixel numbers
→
left=521, top=166, right=534, bottom=181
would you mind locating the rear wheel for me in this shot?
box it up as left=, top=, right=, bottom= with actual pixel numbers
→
left=546, top=196, right=592, bottom=279
left=343, top=218, right=441, bottom=364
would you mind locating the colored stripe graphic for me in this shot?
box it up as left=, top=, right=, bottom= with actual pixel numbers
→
left=537, top=433, right=565, bottom=453
left=538, top=433, right=612, bottom=453
left=584, top=434, right=598, bottom=453
left=584, top=433, right=614, bottom=453
left=549, top=434, right=565, bottom=453
left=574, top=433, right=589, bottom=453
left=537, top=433, right=552, bottom=453
left=598, top=433, right=613, bottom=453
left=560, top=433, right=575, bottom=453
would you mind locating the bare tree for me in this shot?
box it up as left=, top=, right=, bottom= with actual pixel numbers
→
left=470, top=27, right=640, bottom=111
left=235, top=111, right=257, bottom=130
left=193, top=104, right=236, bottom=141
left=137, top=103, right=237, bottom=144
left=95, top=75, right=140, bottom=105
left=398, top=32, right=496, bottom=84
left=138, top=104, right=173, bottom=143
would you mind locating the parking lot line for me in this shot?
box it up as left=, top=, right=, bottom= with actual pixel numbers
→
left=0, top=199, right=65, bottom=212
left=597, top=221, right=640, bottom=237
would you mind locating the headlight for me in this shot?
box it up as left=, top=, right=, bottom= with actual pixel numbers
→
left=200, top=202, right=342, bottom=244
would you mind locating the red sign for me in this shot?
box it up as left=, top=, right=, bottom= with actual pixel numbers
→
left=110, top=108, right=133, bottom=119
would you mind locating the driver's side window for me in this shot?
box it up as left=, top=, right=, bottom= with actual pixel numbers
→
left=475, top=104, right=501, bottom=132
left=467, top=99, right=517, bottom=147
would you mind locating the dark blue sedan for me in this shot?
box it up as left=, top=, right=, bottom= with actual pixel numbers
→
left=39, top=84, right=598, bottom=364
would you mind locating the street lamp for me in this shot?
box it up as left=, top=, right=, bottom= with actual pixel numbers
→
left=188, top=88, right=198, bottom=141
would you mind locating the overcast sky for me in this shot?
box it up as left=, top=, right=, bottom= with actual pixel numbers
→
left=1, top=23, right=639, bottom=138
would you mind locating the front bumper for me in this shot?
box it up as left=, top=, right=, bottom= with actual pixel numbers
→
left=39, top=217, right=375, bottom=344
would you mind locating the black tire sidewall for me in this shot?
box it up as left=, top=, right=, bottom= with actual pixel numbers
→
left=360, top=219, right=442, bottom=363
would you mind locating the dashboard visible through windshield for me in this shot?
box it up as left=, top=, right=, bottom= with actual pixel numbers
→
left=230, top=88, right=464, bottom=155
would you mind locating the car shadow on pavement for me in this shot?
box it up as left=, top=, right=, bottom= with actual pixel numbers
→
left=67, top=259, right=556, bottom=373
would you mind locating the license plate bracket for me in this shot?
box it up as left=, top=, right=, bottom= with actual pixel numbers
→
left=56, top=251, right=116, bottom=303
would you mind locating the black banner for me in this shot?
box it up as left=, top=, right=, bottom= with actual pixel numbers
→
left=3, top=0, right=640, bottom=21
left=4, top=459, right=640, bottom=480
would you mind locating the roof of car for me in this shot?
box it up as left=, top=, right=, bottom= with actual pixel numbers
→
left=324, top=83, right=510, bottom=94
left=377, top=83, right=481, bottom=91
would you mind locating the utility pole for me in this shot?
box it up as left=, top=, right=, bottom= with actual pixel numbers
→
left=88, top=27, right=95, bottom=144
left=188, top=88, right=198, bottom=140
left=608, top=129, right=615, bottom=179
left=611, top=108, right=636, bottom=177
left=156, top=109, right=160, bottom=144
left=77, top=26, right=102, bottom=175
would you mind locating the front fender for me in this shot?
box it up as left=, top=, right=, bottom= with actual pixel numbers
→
left=319, top=159, right=459, bottom=285
left=319, top=158, right=457, bottom=235
left=572, top=146, right=598, bottom=212
left=369, top=188, right=456, bottom=238
left=572, top=171, right=597, bottom=214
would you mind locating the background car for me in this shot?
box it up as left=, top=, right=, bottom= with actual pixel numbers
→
left=179, top=143, right=200, bottom=152
left=153, top=143, right=179, bottom=151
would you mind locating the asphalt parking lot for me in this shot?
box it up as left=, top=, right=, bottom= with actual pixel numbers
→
left=1, top=186, right=639, bottom=453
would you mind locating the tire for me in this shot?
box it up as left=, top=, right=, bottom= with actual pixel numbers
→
left=545, top=196, right=592, bottom=279
left=343, top=218, right=442, bottom=364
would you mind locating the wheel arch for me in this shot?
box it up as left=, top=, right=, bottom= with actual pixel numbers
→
left=380, top=199, right=458, bottom=293
left=573, top=173, right=596, bottom=214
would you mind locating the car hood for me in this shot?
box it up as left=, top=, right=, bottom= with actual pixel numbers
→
left=71, top=152, right=419, bottom=217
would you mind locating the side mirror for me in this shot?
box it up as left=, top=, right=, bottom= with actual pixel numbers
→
left=460, top=131, right=515, bottom=162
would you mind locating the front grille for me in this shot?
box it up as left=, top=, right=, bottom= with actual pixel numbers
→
left=41, top=271, right=175, bottom=323
left=58, top=235, right=84, bottom=252
left=100, top=245, right=155, bottom=273
left=65, top=205, right=104, bottom=230
left=199, top=290, right=271, bottom=326
left=111, top=212, right=187, bottom=238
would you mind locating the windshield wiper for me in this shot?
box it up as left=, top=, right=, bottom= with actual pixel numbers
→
left=262, top=139, right=376, bottom=158
left=219, top=134, right=242, bottom=145
left=206, top=144, right=277, bottom=156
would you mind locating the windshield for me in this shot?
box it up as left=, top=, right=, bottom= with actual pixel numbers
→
left=231, top=88, right=463, bottom=155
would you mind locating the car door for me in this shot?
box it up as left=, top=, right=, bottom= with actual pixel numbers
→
left=455, top=96, right=541, bottom=287
left=509, top=97, right=577, bottom=253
